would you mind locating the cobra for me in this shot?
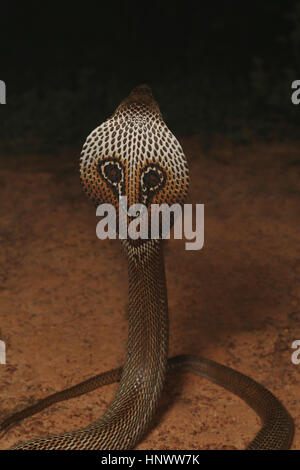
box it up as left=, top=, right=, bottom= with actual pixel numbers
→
left=0, top=85, right=294, bottom=450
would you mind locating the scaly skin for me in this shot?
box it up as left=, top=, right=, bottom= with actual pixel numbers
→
left=0, top=85, right=294, bottom=450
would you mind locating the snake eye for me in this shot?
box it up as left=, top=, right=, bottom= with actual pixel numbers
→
left=141, top=164, right=166, bottom=193
left=98, top=159, right=124, bottom=187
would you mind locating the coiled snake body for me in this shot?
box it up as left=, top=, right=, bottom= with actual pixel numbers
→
left=1, top=85, right=294, bottom=449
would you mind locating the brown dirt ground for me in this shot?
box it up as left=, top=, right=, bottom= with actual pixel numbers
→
left=0, top=136, right=299, bottom=450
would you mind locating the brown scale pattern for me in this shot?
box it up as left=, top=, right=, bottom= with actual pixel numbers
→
left=0, top=85, right=294, bottom=450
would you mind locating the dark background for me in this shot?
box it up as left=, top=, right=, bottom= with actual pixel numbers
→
left=0, top=0, right=300, bottom=150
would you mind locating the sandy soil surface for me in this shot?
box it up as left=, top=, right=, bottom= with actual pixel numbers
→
left=0, top=136, right=299, bottom=450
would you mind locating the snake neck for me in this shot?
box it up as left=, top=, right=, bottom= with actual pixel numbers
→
left=96, top=239, right=169, bottom=448
left=122, top=238, right=169, bottom=380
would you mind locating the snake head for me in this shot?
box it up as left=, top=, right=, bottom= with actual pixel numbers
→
left=80, top=85, right=189, bottom=243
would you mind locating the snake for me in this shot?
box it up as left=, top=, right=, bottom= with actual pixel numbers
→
left=0, top=85, right=294, bottom=450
